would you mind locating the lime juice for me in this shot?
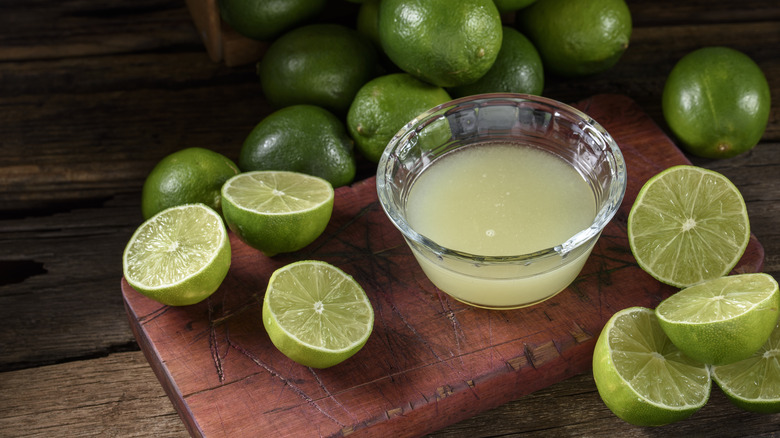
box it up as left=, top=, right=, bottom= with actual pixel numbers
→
left=405, top=143, right=597, bottom=308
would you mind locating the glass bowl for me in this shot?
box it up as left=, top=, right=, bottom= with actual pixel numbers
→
left=376, top=94, right=627, bottom=309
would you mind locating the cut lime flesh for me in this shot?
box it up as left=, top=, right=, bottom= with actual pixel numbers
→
left=123, top=204, right=230, bottom=306
left=628, top=165, right=750, bottom=288
left=263, top=260, right=374, bottom=368
left=712, top=321, right=780, bottom=413
left=593, top=307, right=710, bottom=426
left=223, top=170, right=333, bottom=214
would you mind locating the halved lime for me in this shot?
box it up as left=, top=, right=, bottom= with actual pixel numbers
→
left=263, top=260, right=374, bottom=368
left=123, top=204, right=231, bottom=306
left=656, top=273, right=779, bottom=365
left=627, top=165, right=750, bottom=288
left=221, top=171, right=334, bottom=257
left=593, top=307, right=711, bottom=426
left=712, top=320, right=780, bottom=413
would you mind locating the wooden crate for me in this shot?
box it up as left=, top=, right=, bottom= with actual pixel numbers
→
left=185, top=0, right=269, bottom=67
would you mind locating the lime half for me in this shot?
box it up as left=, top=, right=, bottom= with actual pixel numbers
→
left=263, top=261, right=374, bottom=368
left=593, top=307, right=711, bottom=426
left=221, top=171, right=334, bottom=257
left=123, top=204, right=231, bottom=306
left=712, top=321, right=780, bottom=413
left=628, top=165, right=750, bottom=288
left=656, top=273, right=780, bottom=365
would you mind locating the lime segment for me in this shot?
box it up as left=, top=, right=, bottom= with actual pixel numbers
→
left=123, top=204, right=231, bottom=306
left=656, top=273, right=780, bottom=365
left=712, top=321, right=780, bottom=413
left=627, top=165, right=750, bottom=288
left=263, top=261, right=374, bottom=368
left=593, top=307, right=711, bottom=426
left=221, top=171, right=334, bottom=256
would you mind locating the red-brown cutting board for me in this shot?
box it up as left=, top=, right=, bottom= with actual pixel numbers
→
left=122, top=94, right=765, bottom=438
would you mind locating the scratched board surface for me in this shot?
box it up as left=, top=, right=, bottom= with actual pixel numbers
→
left=122, top=94, right=765, bottom=438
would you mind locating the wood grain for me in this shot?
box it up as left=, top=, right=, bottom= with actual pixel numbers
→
left=1, top=0, right=779, bottom=436
left=0, top=351, right=188, bottom=437
left=122, top=95, right=765, bottom=437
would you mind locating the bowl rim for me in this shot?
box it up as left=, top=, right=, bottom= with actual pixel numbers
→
left=376, top=92, right=627, bottom=265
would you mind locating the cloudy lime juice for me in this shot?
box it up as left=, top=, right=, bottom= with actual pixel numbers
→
left=405, top=143, right=597, bottom=308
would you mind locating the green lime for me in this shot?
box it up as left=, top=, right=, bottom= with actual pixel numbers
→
left=593, top=307, right=711, bottom=426
left=493, top=0, right=537, bottom=13
left=123, top=204, right=231, bottom=306
left=356, top=0, right=381, bottom=48
left=221, top=171, right=334, bottom=257
left=263, top=260, right=374, bottom=368
left=257, top=24, right=379, bottom=114
left=449, top=26, right=544, bottom=98
left=662, top=47, right=771, bottom=159
left=347, top=73, right=451, bottom=163
left=141, top=147, right=239, bottom=220
left=712, top=320, right=780, bottom=413
left=378, top=0, right=503, bottom=87
left=238, top=105, right=356, bottom=188
left=656, top=273, right=779, bottom=366
left=217, top=0, right=326, bottom=41
left=627, top=165, right=750, bottom=288
left=517, top=0, right=632, bottom=77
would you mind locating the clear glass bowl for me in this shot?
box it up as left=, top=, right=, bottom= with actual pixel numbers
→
left=376, top=94, right=627, bottom=309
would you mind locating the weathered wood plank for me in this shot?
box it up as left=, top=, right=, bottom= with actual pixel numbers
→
left=2, top=351, right=777, bottom=437
left=0, top=0, right=201, bottom=61
left=0, top=351, right=188, bottom=437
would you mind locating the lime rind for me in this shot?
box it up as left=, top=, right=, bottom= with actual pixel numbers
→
left=123, top=204, right=231, bottom=306
left=655, top=273, right=780, bottom=365
left=263, top=261, right=374, bottom=368
left=593, top=307, right=711, bottom=426
left=628, top=165, right=750, bottom=288
left=712, top=321, right=780, bottom=413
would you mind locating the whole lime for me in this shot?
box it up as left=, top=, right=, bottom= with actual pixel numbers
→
left=378, top=0, right=503, bottom=88
left=662, top=46, right=771, bottom=159
left=141, top=147, right=239, bottom=220
left=257, top=24, right=379, bottom=114
left=449, top=27, right=544, bottom=98
left=517, top=0, right=632, bottom=77
left=239, top=105, right=356, bottom=188
left=217, top=0, right=326, bottom=41
left=347, top=73, right=452, bottom=163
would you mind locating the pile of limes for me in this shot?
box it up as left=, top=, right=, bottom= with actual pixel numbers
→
left=224, top=0, right=637, bottom=176
left=593, top=165, right=780, bottom=426
left=124, top=146, right=375, bottom=369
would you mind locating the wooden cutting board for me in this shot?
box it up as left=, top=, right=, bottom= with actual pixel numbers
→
left=122, top=94, right=765, bottom=438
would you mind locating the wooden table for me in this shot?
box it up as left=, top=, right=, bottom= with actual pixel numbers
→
left=1, top=1, right=778, bottom=436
